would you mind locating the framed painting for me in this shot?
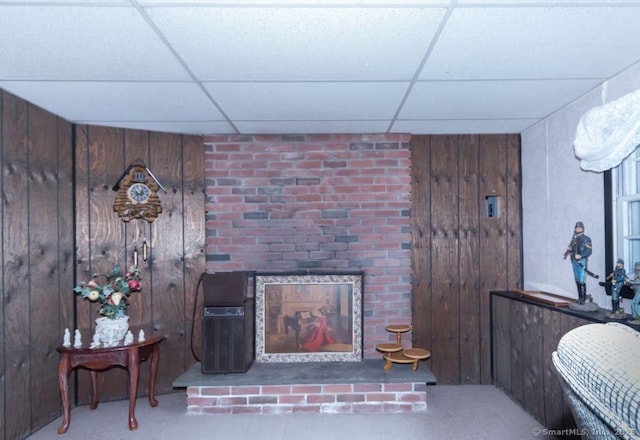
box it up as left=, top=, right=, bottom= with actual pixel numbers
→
left=255, top=272, right=364, bottom=362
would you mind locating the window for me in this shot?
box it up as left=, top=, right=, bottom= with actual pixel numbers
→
left=612, top=148, right=640, bottom=267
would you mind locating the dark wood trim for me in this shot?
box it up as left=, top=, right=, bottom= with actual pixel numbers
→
left=490, top=290, right=640, bottom=329
left=603, top=170, right=613, bottom=296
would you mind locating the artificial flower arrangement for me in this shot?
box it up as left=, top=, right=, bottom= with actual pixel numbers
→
left=74, top=264, right=142, bottom=319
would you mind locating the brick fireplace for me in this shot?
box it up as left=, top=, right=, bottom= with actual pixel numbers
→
left=177, top=134, right=431, bottom=415
left=203, top=134, right=414, bottom=358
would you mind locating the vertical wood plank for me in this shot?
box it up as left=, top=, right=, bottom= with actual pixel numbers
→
left=459, top=135, right=481, bottom=384
left=410, top=138, right=432, bottom=358
left=74, top=124, right=91, bottom=328
left=491, top=294, right=512, bottom=393
left=522, top=303, right=545, bottom=423
left=85, top=125, right=129, bottom=402
left=509, top=299, right=524, bottom=405
left=56, top=117, right=75, bottom=422
left=150, top=132, right=186, bottom=392
left=28, top=104, right=62, bottom=426
left=478, top=134, right=508, bottom=384
left=58, top=119, right=74, bottom=326
left=430, top=135, right=460, bottom=384
left=506, top=134, right=522, bottom=290
left=543, top=307, right=565, bottom=430
left=560, top=314, right=591, bottom=431
left=122, top=128, right=152, bottom=390
left=182, top=135, right=206, bottom=368
left=123, top=129, right=152, bottom=330
left=2, top=91, right=31, bottom=440
left=0, top=90, right=4, bottom=440
left=73, top=124, right=93, bottom=405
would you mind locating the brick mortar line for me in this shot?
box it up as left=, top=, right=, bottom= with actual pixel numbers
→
left=186, top=402, right=427, bottom=415
left=188, top=384, right=425, bottom=397
left=187, top=393, right=426, bottom=405
left=188, top=391, right=424, bottom=398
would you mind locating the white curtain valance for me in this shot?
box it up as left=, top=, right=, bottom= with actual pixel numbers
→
left=573, top=89, right=640, bottom=172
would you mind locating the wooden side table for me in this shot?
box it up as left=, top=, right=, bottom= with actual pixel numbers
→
left=56, top=335, right=164, bottom=434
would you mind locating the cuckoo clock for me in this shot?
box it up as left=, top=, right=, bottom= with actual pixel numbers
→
left=113, top=163, right=166, bottom=223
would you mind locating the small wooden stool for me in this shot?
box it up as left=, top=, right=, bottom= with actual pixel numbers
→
left=403, top=348, right=431, bottom=371
left=385, top=324, right=411, bottom=345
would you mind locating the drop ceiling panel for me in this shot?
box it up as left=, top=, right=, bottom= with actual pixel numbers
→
left=0, top=5, right=190, bottom=81
left=459, top=0, right=640, bottom=4
left=393, top=118, right=539, bottom=135
left=148, top=6, right=447, bottom=80
left=205, top=82, right=409, bottom=120
left=0, top=82, right=224, bottom=122
left=141, top=0, right=451, bottom=4
left=0, top=1, right=639, bottom=136
left=400, top=79, right=602, bottom=120
left=420, top=5, right=640, bottom=80
left=85, top=120, right=237, bottom=136
left=0, top=0, right=130, bottom=3
left=234, top=119, right=391, bottom=134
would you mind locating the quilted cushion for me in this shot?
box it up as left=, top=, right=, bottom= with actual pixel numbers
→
left=552, top=323, right=640, bottom=440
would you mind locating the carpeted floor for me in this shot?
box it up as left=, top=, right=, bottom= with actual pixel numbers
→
left=26, top=385, right=551, bottom=440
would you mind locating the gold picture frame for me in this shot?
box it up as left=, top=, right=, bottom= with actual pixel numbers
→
left=255, top=273, right=363, bottom=363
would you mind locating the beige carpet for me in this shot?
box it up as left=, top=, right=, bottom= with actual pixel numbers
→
left=26, top=385, right=549, bottom=440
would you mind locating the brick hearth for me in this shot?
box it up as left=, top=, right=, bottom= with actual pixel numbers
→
left=186, top=382, right=426, bottom=415
left=174, top=359, right=435, bottom=415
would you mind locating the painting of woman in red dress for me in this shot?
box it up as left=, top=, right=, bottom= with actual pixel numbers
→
left=302, top=312, right=336, bottom=351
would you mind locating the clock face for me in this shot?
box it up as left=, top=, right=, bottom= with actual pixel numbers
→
left=128, top=183, right=151, bottom=203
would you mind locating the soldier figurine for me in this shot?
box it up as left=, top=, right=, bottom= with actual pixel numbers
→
left=606, top=258, right=626, bottom=313
left=627, top=262, right=640, bottom=323
left=564, top=221, right=593, bottom=305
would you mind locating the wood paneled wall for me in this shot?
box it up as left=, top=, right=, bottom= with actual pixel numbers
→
left=410, top=134, right=522, bottom=385
left=0, top=89, right=205, bottom=440
left=492, top=292, right=600, bottom=437
left=74, top=124, right=206, bottom=403
left=1, top=91, right=74, bottom=440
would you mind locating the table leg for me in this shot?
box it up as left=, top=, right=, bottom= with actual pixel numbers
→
left=90, top=371, right=99, bottom=410
left=57, top=354, right=72, bottom=434
left=383, top=357, right=393, bottom=371
left=412, top=361, right=419, bottom=371
left=127, top=349, right=140, bottom=431
left=148, top=345, right=159, bottom=407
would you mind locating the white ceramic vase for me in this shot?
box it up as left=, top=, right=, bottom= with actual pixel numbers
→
left=95, top=316, right=129, bottom=346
